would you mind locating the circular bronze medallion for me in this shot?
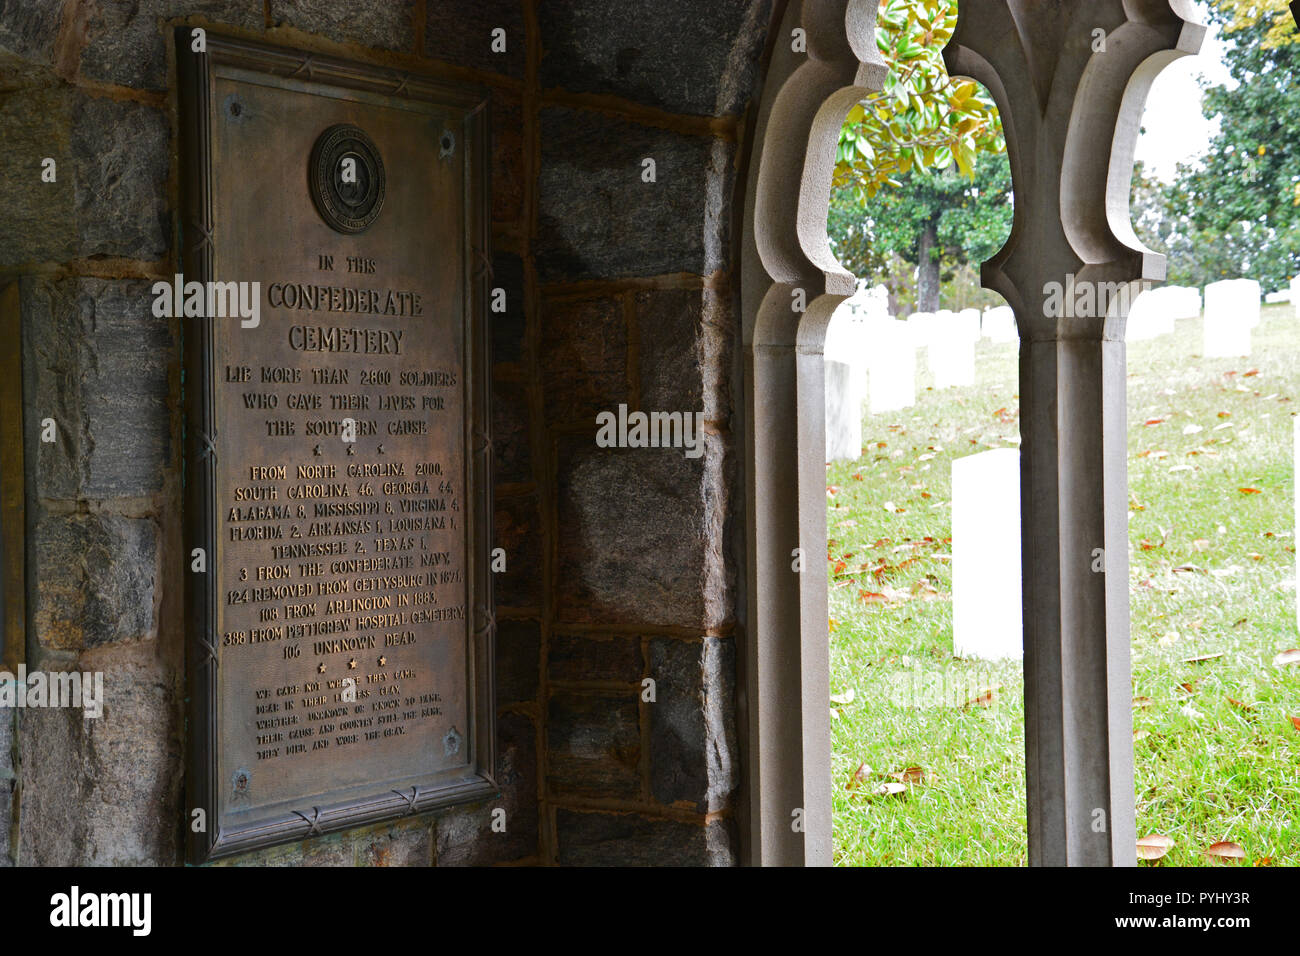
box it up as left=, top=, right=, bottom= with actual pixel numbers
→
left=309, top=124, right=385, bottom=234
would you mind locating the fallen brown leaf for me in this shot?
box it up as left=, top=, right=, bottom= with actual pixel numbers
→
left=1273, top=649, right=1300, bottom=667
left=889, top=766, right=925, bottom=786
left=962, top=687, right=999, bottom=710
left=1133, top=729, right=1150, bottom=742
left=1132, top=696, right=1154, bottom=709
left=1182, top=653, right=1224, bottom=664
left=846, top=762, right=870, bottom=791
left=1290, top=716, right=1300, bottom=732
left=874, top=781, right=906, bottom=797
left=1227, top=697, right=1255, bottom=712
left=1137, top=834, right=1175, bottom=862
left=1204, top=841, right=1246, bottom=863
left=1239, top=487, right=1262, bottom=495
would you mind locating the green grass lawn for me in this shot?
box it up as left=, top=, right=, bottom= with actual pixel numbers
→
left=828, top=303, right=1300, bottom=866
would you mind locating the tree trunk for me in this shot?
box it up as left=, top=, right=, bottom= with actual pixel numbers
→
left=916, top=220, right=941, bottom=312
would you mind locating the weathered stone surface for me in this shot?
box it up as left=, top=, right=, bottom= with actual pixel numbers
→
left=540, top=295, right=625, bottom=422
left=215, top=829, right=356, bottom=867
left=491, top=94, right=525, bottom=224
left=32, top=512, right=157, bottom=650
left=22, top=278, right=173, bottom=499
left=80, top=1, right=264, bottom=90
left=0, top=0, right=62, bottom=90
left=274, top=0, right=414, bottom=52
left=636, top=288, right=732, bottom=420
left=547, top=690, right=640, bottom=798
left=555, top=437, right=731, bottom=629
left=356, top=820, right=433, bottom=866
left=72, top=95, right=169, bottom=260
left=539, top=0, right=770, bottom=116
left=436, top=712, right=538, bottom=864
left=648, top=637, right=736, bottom=811
left=425, top=0, right=525, bottom=78
left=537, top=109, right=732, bottom=282
left=0, top=91, right=168, bottom=265
left=18, top=646, right=180, bottom=865
left=556, top=809, right=734, bottom=866
left=493, top=495, right=542, bottom=609
left=491, top=252, right=526, bottom=365
left=495, top=618, right=539, bottom=706
left=0, top=707, right=12, bottom=865
left=549, top=633, right=641, bottom=684
left=0, top=87, right=76, bottom=264
left=491, top=377, right=532, bottom=485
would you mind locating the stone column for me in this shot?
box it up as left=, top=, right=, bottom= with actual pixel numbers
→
left=944, top=0, right=1204, bottom=866
left=739, top=0, right=886, bottom=865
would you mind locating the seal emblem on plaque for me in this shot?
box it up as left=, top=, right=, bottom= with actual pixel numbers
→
left=308, top=123, right=386, bottom=234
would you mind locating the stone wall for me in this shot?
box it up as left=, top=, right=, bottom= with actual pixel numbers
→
left=0, top=0, right=772, bottom=865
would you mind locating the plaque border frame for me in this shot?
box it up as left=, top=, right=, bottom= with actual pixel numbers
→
left=177, top=30, right=496, bottom=864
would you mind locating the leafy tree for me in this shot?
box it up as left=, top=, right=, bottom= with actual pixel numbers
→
left=829, top=0, right=1012, bottom=313
left=834, top=0, right=1004, bottom=200
left=1163, top=3, right=1300, bottom=290
left=1212, top=0, right=1300, bottom=48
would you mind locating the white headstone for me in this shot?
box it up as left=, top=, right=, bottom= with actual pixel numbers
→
left=1163, top=286, right=1201, bottom=319
left=953, top=448, right=1023, bottom=660
left=1203, top=279, right=1259, bottom=357
left=929, top=312, right=977, bottom=389
left=1126, top=287, right=1177, bottom=341
left=824, top=359, right=861, bottom=461
left=1291, top=275, right=1300, bottom=319
left=982, top=305, right=1018, bottom=343
left=865, top=320, right=916, bottom=414
left=958, top=308, right=982, bottom=342
left=1265, top=289, right=1291, bottom=305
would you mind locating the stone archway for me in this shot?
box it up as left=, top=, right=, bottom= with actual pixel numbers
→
left=737, top=0, right=1203, bottom=866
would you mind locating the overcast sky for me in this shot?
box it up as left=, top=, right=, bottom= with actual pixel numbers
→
left=1133, top=5, right=1237, bottom=181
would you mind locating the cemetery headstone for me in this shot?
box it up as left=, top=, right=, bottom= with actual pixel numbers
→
left=952, top=448, right=1023, bottom=660
left=1203, top=279, right=1259, bottom=357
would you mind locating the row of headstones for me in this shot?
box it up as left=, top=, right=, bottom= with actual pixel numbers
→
left=826, top=278, right=1300, bottom=461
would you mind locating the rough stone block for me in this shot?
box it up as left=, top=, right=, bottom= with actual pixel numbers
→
left=549, top=633, right=642, bottom=684
left=435, top=711, right=538, bottom=864
left=555, top=809, right=734, bottom=866
left=491, top=251, right=526, bottom=365
left=491, top=377, right=532, bottom=486
left=0, top=87, right=77, bottom=265
left=648, top=637, right=736, bottom=811
left=274, top=0, right=414, bottom=51
left=425, top=0, right=525, bottom=78
left=72, top=95, right=170, bottom=260
left=0, top=91, right=168, bottom=266
left=81, top=1, right=264, bottom=91
left=0, top=0, right=61, bottom=63
left=547, top=690, right=641, bottom=799
left=0, top=0, right=62, bottom=89
left=22, top=277, right=173, bottom=499
left=539, top=0, right=770, bottom=116
left=538, top=108, right=731, bottom=282
left=555, top=437, right=731, bottom=629
left=32, top=512, right=157, bottom=650
left=495, top=618, right=539, bottom=705
left=18, top=647, right=180, bottom=865
left=540, top=295, right=626, bottom=422
left=635, top=288, right=731, bottom=420
left=356, top=820, right=433, bottom=866
left=0, top=707, right=12, bottom=866
left=493, top=495, right=542, bottom=609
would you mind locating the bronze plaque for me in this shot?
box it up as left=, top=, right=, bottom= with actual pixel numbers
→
left=178, top=33, right=494, bottom=862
